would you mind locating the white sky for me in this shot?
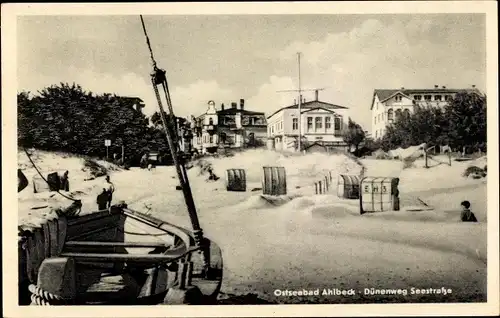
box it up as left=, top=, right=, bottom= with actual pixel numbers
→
left=17, top=14, right=486, bottom=131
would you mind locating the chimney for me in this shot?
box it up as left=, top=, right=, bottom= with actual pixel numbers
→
left=240, top=98, right=245, bottom=110
left=401, top=87, right=405, bottom=90
left=434, top=85, right=439, bottom=89
left=221, top=103, right=225, bottom=111
left=442, top=86, right=446, bottom=89
left=294, top=99, right=296, bottom=105
left=315, top=89, right=319, bottom=101
left=231, top=102, right=237, bottom=109
left=472, top=84, right=476, bottom=88
left=303, top=98, right=306, bottom=103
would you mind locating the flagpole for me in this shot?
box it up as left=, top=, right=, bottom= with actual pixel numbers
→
left=297, top=52, right=302, bottom=153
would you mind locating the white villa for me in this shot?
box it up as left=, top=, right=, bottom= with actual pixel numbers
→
left=267, top=90, right=350, bottom=151
left=371, top=85, right=482, bottom=139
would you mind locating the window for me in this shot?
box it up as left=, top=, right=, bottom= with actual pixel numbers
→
left=325, top=117, right=331, bottom=129
left=414, top=95, right=422, bottom=101
left=375, top=131, right=378, bottom=139
left=387, top=109, right=394, bottom=121
left=334, top=117, right=341, bottom=130
left=315, top=117, right=322, bottom=130
left=395, top=95, right=402, bottom=102
left=395, top=109, right=402, bottom=120
left=434, top=95, right=442, bottom=101
left=444, top=95, right=451, bottom=101
left=292, top=118, right=298, bottom=130
left=374, top=116, right=377, bottom=124
left=209, top=135, right=213, bottom=143
left=378, top=114, right=381, bottom=122
left=307, top=117, right=313, bottom=131
left=424, top=95, right=432, bottom=101
left=403, top=109, right=410, bottom=117
left=209, top=118, right=214, bottom=125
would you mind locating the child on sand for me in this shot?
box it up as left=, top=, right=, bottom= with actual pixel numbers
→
left=460, top=200, right=478, bottom=222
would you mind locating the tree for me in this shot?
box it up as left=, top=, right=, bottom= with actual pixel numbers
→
left=380, top=91, right=486, bottom=153
left=342, top=118, right=366, bottom=152
left=17, top=82, right=171, bottom=165
left=445, top=92, right=486, bottom=153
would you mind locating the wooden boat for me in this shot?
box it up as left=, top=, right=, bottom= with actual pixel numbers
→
left=21, top=16, right=224, bottom=305
left=23, top=204, right=222, bottom=305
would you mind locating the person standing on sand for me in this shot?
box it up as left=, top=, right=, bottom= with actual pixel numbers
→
left=59, top=170, right=69, bottom=191
left=460, top=200, right=478, bottom=222
left=105, top=175, right=115, bottom=208
left=96, top=188, right=109, bottom=210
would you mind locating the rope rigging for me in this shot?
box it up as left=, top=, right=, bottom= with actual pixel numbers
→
left=22, top=147, right=82, bottom=206
left=139, top=15, right=208, bottom=271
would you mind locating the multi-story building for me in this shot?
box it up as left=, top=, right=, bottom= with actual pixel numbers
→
left=371, top=85, right=481, bottom=139
left=266, top=90, right=350, bottom=151
left=217, top=99, right=267, bottom=149
left=191, top=99, right=267, bottom=154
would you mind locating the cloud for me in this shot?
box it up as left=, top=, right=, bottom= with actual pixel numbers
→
left=247, top=75, right=297, bottom=115
left=18, top=66, right=238, bottom=119
left=169, top=80, right=235, bottom=117
left=274, top=17, right=485, bottom=131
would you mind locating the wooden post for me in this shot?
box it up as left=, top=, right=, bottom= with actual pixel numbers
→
left=121, top=145, right=125, bottom=161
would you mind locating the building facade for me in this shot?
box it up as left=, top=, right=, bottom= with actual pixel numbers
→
left=267, top=91, right=350, bottom=152
left=191, top=99, right=267, bottom=154
left=371, top=85, right=481, bottom=139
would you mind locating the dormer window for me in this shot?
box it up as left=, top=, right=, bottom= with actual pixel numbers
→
left=414, top=95, right=422, bottom=101
left=395, top=95, right=402, bottom=102
left=424, top=95, right=432, bottom=101
left=434, top=95, right=442, bottom=101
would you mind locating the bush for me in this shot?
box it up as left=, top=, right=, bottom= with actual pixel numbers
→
left=402, top=157, right=416, bottom=169
left=463, top=165, right=486, bottom=178
left=83, top=158, right=108, bottom=178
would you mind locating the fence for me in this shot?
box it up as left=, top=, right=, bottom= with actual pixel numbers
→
left=424, top=145, right=452, bottom=168
left=314, top=171, right=333, bottom=195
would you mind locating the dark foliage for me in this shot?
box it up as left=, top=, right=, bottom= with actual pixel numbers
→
left=343, top=118, right=366, bottom=151
left=17, top=83, right=171, bottom=166
left=380, top=92, right=486, bottom=153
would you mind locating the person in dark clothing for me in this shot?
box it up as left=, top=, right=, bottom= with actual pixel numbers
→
left=97, top=188, right=109, bottom=210
left=59, top=170, right=70, bottom=191
left=105, top=175, right=115, bottom=208
left=460, top=200, right=478, bottom=222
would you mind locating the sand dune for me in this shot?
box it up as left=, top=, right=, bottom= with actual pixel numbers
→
left=17, top=149, right=487, bottom=303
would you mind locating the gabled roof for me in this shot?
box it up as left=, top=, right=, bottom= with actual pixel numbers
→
left=267, top=100, right=348, bottom=119
left=304, top=142, right=327, bottom=150
left=370, top=88, right=483, bottom=110
left=120, top=96, right=145, bottom=104
left=301, top=107, right=338, bottom=114
left=217, top=108, right=265, bottom=116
